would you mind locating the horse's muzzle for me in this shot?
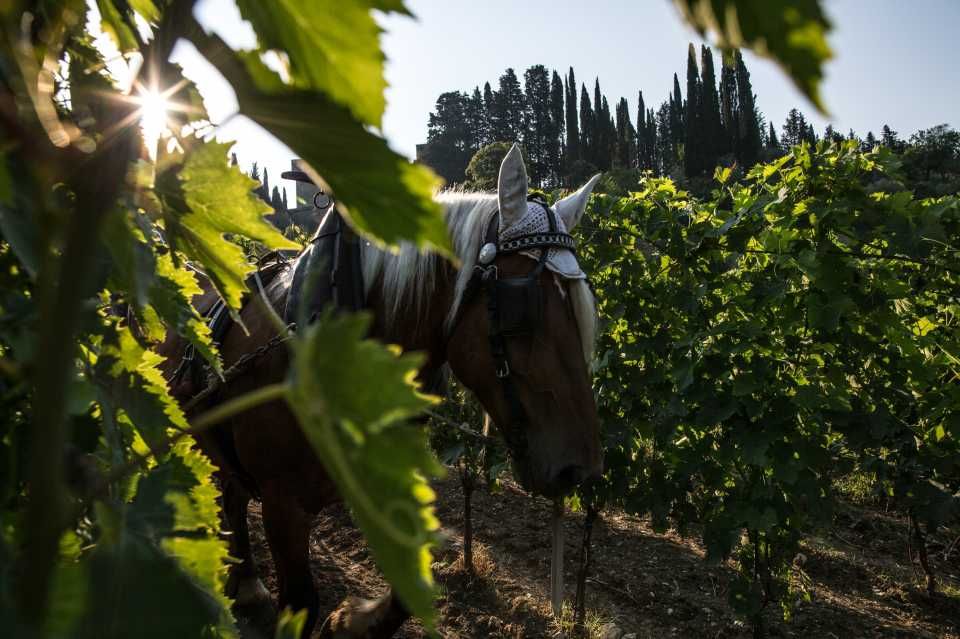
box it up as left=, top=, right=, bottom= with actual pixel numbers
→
left=541, top=463, right=601, bottom=498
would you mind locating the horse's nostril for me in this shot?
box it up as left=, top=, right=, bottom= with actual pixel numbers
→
left=551, top=464, right=585, bottom=492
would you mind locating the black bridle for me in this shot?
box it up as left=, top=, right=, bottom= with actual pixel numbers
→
left=452, top=197, right=578, bottom=463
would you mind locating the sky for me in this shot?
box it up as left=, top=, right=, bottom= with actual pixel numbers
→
left=170, top=0, right=960, bottom=200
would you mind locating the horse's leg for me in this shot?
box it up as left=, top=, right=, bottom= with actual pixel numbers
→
left=222, top=477, right=271, bottom=608
left=318, top=588, right=409, bottom=639
left=261, top=480, right=319, bottom=637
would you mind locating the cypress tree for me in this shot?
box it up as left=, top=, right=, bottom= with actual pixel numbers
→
left=670, top=73, right=684, bottom=161
left=599, top=95, right=614, bottom=170
left=734, top=51, right=761, bottom=168
left=719, top=55, right=738, bottom=159
left=646, top=108, right=658, bottom=172
left=593, top=79, right=604, bottom=167
left=548, top=71, right=565, bottom=186
left=768, top=122, right=780, bottom=149
left=261, top=167, right=270, bottom=204
left=684, top=43, right=702, bottom=177
left=483, top=81, right=495, bottom=127
left=270, top=185, right=284, bottom=212
left=657, top=101, right=673, bottom=175
left=579, top=83, right=593, bottom=166
left=636, top=91, right=647, bottom=170
left=614, top=97, right=635, bottom=169
left=522, top=65, right=551, bottom=186
left=564, top=68, right=580, bottom=179
left=699, top=45, right=723, bottom=171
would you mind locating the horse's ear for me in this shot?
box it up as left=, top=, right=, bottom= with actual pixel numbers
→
left=554, top=173, right=601, bottom=231
left=497, top=143, right=528, bottom=229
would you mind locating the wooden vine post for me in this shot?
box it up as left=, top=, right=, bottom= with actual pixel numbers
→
left=551, top=498, right=564, bottom=617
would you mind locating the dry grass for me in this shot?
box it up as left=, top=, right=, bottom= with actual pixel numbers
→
left=445, top=541, right=497, bottom=579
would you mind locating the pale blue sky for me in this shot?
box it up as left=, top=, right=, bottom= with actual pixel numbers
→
left=175, top=0, right=960, bottom=199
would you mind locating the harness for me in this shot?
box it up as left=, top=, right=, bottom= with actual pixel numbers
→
left=173, top=185, right=577, bottom=478
left=285, top=205, right=365, bottom=323
left=452, top=196, right=578, bottom=464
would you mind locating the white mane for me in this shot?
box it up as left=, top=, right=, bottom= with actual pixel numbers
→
left=359, top=190, right=597, bottom=363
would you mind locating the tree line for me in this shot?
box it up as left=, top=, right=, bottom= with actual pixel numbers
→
left=420, top=46, right=960, bottom=197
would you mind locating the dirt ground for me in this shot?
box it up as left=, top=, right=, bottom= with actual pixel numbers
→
left=241, top=474, right=960, bottom=638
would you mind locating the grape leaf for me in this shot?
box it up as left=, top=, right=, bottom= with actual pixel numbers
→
left=176, top=141, right=299, bottom=310
left=102, top=212, right=220, bottom=371
left=92, top=326, right=189, bottom=452
left=672, top=0, right=833, bottom=112
left=185, top=24, right=450, bottom=257
left=236, top=0, right=411, bottom=127
left=285, top=312, right=442, bottom=626
left=95, top=0, right=139, bottom=52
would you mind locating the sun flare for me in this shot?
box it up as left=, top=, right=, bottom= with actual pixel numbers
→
left=135, top=85, right=169, bottom=158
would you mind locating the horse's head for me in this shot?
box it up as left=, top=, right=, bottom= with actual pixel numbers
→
left=447, top=145, right=602, bottom=497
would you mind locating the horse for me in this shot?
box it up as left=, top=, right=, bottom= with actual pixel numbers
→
left=159, top=145, right=603, bottom=638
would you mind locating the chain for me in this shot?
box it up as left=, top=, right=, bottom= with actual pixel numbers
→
left=181, top=324, right=295, bottom=414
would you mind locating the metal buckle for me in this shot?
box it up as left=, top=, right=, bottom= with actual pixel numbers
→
left=480, top=265, right=498, bottom=283
left=496, top=359, right=510, bottom=378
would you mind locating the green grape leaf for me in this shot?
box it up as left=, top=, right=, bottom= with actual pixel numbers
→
left=672, top=0, right=833, bottom=112
left=274, top=608, right=308, bottom=639
left=92, top=326, right=190, bottom=451
left=236, top=0, right=411, bottom=127
left=149, top=252, right=220, bottom=371
left=129, top=0, right=159, bottom=23
left=95, top=0, right=139, bottom=52
left=176, top=141, right=299, bottom=309
left=126, top=439, right=234, bottom=630
left=79, top=534, right=234, bottom=639
left=285, top=312, right=442, bottom=626
left=233, top=56, right=449, bottom=255
left=102, top=212, right=220, bottom=371
left=183, top=32, right=450, bottom=255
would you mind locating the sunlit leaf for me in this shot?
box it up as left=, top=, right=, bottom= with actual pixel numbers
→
left=285, top=312, right=442, bottom=625
left=236, top=0, right=411, bottom=127
left=92, top=326, right=189, bottom=451
left=102, top=212, right=220, bottom=370
left=176, top=141, right=299, bottom=309
left=234, top=59, right=449, bottom=254
left=95, top=0, right=139, bottom=52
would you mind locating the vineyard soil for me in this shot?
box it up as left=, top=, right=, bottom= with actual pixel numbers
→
left=238, top=474, right=960, bottom=638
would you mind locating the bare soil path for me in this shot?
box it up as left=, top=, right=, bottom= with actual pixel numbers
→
left=241, top=475, right=960, bottom=638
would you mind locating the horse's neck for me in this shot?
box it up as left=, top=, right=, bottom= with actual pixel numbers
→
left=366, top=262, right=456, bottom=389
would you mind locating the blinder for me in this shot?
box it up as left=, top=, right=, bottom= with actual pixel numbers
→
left=494, top=269, right=543, bottom=336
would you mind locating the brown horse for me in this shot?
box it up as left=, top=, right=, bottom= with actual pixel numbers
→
left=159, top=145, right=603, bottom=638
